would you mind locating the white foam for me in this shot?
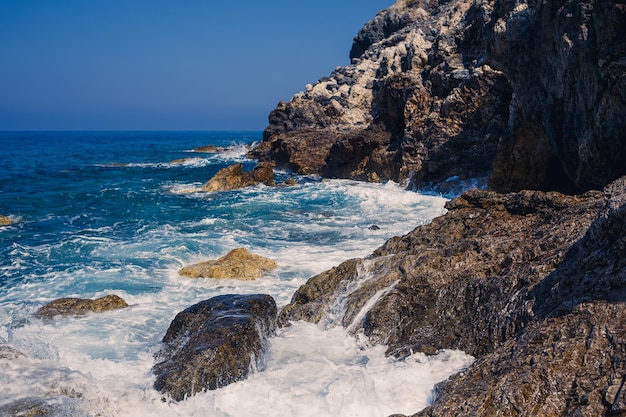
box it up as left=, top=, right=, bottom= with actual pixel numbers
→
left=0, top=178, right=466, bottom=416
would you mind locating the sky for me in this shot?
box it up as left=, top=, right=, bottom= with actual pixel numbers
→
left=0, top=0, right=392, bottom=131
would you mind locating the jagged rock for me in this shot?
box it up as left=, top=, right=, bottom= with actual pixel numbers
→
left=0, top=215, right=12, bottom=225
left=284, top=178, right=298, bottom=186
left=281, top=176, right=626, bottom=416
left=253, top=0, right=625, bottom=194
left=34, top=294, right=129, bottom=319
left=202, top=162, right=275, bottom=192
left=251, top=0, right=512, bottom=187
left=153, top=294, right=277, bottom=401
left=178, top=248, right=277, bottom=280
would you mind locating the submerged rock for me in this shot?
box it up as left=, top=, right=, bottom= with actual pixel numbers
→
left=0, top=345, right=24, bottom=360
left=0, top=215, right=12, bottom=225
left=178, top=248, right=277, bottom=280
left=202, top=162, right=275, bottom=192
left=34, top=294, right=129, bottom=319
left=281, top=176, right=626, bottom=416
left=153, top=294, right=277, bottom=401
left=193, top=144, right=223, bottom=153
left=0, top=397, right=53, bottom=417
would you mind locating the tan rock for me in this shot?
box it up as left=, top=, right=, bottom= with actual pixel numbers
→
left=34, top=294, right=129, bottom=319
left=202, top=162, right=275, bottom=192
left=193, top=145, right=223, bottom=153
left=179, top=248, right=277, bottom=280
left=169, top=157, right=203, bottom=164
left=0, top=215, right=12, bottom=225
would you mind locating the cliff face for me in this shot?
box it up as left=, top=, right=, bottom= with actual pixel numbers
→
left=252, top=0, right=626, bottom=193
left=251, top=0, right=512, bottom=189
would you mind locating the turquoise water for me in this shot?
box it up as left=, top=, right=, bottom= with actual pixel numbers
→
left=0, top=131, right=472, bottom=416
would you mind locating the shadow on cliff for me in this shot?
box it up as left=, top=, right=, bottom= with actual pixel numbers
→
left=530, top=191, right=626, bottom=319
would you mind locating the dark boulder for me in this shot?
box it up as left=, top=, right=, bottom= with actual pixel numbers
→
left=153, top=294, right=277, bottom=401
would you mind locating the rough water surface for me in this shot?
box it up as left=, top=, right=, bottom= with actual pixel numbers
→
left=0, top=131, right=472, bottom=417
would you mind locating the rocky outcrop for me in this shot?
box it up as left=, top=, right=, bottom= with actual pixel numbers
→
left=202, top=162, right=275, bottom=192
left=153, top=294, right=277, bottom=401
left=252, top=0, right=625, bottom=194
left=178, top=248, right=277, bottom=280
left=193, top=144, right=223, bottom=153
left=251, top=0, right=512, bottom=188
left=280, top=176, right=626, bottom=416
left=0, top=215, right=12, bottom=225
left=34, top=295, right=129, bottom=319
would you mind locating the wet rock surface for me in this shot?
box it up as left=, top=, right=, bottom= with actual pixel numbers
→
left=281, top=176, right=626, bottom=416
left=202, top=162, right=275, bottom=192
left=153, top=294, right=277, bottom=401
left=34, top=295, right=129, bottom=319
left=178, top=248, right=277, bottom=280
left=0, top=215, right=12, bottom=225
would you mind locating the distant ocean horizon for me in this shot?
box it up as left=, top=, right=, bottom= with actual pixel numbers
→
left=0, top=131, right=472, bottom=416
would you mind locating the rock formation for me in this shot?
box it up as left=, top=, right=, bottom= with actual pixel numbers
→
left=251, top=0, right=626, bottom=194
left=281, top=176, right=626, bottom=416
left=202, top=162, right=275, bottom=192
left=153, top=294, right=277, bottom=401
left=34, top=295, right=129, bottom=319
left=178, top=248, right=277, bottom=280
left=193, top=144, right=223, bottom=153
left=0, top=215, right=12, bottom=225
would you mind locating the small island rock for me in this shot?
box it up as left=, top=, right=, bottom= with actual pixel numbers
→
left=179, top=248, right=277, bottom=280
left=153, top=294, right=277, bottom=401
left=34, top=294, right=129, bottom=319
left=0, top=215, right=12, bottom=225
left=202, top=162, right=275, bottom=192
left=193, top=144, right=223, bottom=153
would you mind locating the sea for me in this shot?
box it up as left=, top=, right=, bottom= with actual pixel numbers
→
left=0, top=131, right=473, bottom=417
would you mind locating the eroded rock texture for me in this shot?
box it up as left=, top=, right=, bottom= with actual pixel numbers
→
left=34, top=295, right=129, bottom=319
left=202, top=162, right=275, bottom=192
left=281, top=176, right=626, bottom=416
left=252, top=0, right=625, bottom=194
left=153, top=294, right=277, bottom=401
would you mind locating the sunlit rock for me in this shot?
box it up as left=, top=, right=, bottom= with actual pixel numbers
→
left=202, top=162, right=275, bottom=192
left=34, top=294, right=129, bottom=319
left=179, top=248, right=277, bottom=280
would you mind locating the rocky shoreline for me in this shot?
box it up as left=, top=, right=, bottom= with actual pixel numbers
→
left=248, top=0, right=626, bottom=415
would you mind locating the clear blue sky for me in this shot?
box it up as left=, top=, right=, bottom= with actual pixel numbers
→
left=0, top=0, right=391, bottom=131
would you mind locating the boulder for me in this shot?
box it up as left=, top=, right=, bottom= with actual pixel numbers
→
left=153, top=294, right=277, bottom=401
left=34, top=294, right=129, bottom=319
left=281, top=176, right=626, bottom=416
left=0, top=215, right=12, bottom=225
left=178, top=248, right=277, bottom=280
left=202, top=162, right=275, bottom=192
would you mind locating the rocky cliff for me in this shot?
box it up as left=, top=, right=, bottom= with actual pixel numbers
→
left=281, top=176, right=626, bottom=416
left=251, top=0, right=625, bottom=194
left=246, top=0, right=626, bottom=415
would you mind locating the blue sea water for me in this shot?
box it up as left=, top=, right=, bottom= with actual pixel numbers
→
left=0, top=131, right=472, bottom=417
